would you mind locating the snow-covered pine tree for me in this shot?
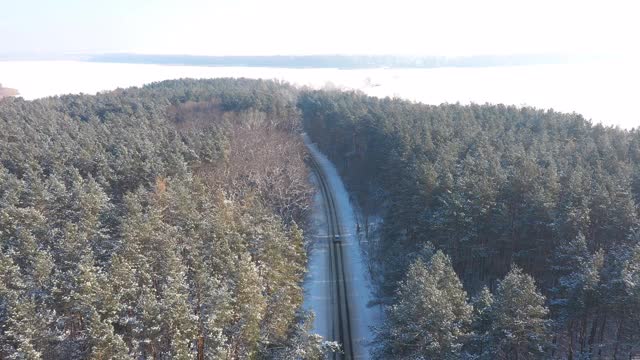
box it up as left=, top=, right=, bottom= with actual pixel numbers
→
left=266, top=311, right=339, bottom=360
left=161, top=254, right=198, bottom=360
left=230, top=252, right=266, bottom=358
left=376, top=250, right=472, bottom=359
left=551, top=233, right=605, bottom=358
left=469, top=286, right=494, bottom=358
left=488, top=266, right=551, bottom=359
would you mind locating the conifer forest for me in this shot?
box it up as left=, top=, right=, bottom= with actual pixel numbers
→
left=1, top=79, right=639, bottom=359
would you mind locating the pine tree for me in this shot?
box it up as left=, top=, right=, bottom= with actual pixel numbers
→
left=4, top=296, right=44, bottom=360
left=488, top=266, right=551, bottom=359
left=246, top=212, right=306, bottom=348
left=70, top=253, right=131, bottom=360
left=620, top=240, right=640, bottom=354
left=86, top=311, right=130, bottom=360
left=551, top=233, right=605, bottom=358
left=135, top=283, right=163, bottom=359
left=161, top=254, right=197, bottom=360
left=230, top=252, right=266, bottom=358
left=470, top=286, right=494, bottom=358
left=0, top=253, right=44, bottom=359
left=376, top=251, right=472, bottom=359
left=267, top=311, right=339, bottom=360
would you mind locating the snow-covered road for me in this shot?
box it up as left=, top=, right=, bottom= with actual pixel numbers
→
left=303, top=136, right=381, bottom=359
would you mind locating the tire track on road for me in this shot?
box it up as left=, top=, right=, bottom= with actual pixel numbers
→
left=309, top=155, right=355, bottom=359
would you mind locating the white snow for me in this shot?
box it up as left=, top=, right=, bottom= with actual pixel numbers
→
left=302, top=135, right=383, bottom=359
left=303, top=170, right=332, bottom=340
left=1, top=60, right=639, bottom=129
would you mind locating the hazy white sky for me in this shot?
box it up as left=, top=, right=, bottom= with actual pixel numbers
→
left=1, top=0, right=638, bottom=56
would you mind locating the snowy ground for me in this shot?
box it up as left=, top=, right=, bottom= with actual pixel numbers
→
left=302, top=136, right=383, bottom=358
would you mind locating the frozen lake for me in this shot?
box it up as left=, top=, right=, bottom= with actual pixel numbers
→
left=1, top=60, right=638, bottom=129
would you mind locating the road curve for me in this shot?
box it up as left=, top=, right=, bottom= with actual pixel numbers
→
left=308, top=155, right=355, bottom=359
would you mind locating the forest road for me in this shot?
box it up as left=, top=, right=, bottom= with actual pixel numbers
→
left=308, top=155, right=357, bottom=359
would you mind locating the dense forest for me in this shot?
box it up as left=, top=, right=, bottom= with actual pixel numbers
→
left=0, top=79, right=333, bottom=359
left=2, top=78, right=639, bottom=359
left=300, top=91, right=640, bottom=359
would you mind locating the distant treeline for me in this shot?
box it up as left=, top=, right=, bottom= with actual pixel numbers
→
left=88, top=53, right=595, bottom=69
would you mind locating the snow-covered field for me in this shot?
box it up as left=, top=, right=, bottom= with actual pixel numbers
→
left=303, top=136, right=382, bottom=359
left=1, top=60, right=639, bottom=129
